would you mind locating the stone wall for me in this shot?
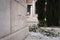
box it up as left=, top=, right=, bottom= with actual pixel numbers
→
left=0, top=0, right=28, bottom=40
left=0, top=0, right=10, bottom=38
left=10, top=0, right=27, bottom=33
left=26, top=0, right=32, bottom=5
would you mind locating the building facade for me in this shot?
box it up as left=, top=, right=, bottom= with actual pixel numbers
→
left=0, top=0, right=38, bottom=40
left=0, top=0, right=28, bottom=40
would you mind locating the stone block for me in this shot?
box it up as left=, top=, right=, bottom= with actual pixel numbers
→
left=0, top=0, right=10, bottom=38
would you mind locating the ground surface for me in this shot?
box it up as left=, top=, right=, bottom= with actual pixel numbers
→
left=25, top=27, right=60, bottom=40
left=25, top=32, right=60, bottom=40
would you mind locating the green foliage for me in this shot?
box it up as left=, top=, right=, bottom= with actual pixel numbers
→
left=36, top=0, right=60, bottom=26
left=46, top=0, right=60, bottom=26
left=37, top=0, right=45, bottom=21
left=38, top=20, right=46, bottom=27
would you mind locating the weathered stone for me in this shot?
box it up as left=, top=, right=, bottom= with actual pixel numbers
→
left=0, top=0, right=10, bottom=38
